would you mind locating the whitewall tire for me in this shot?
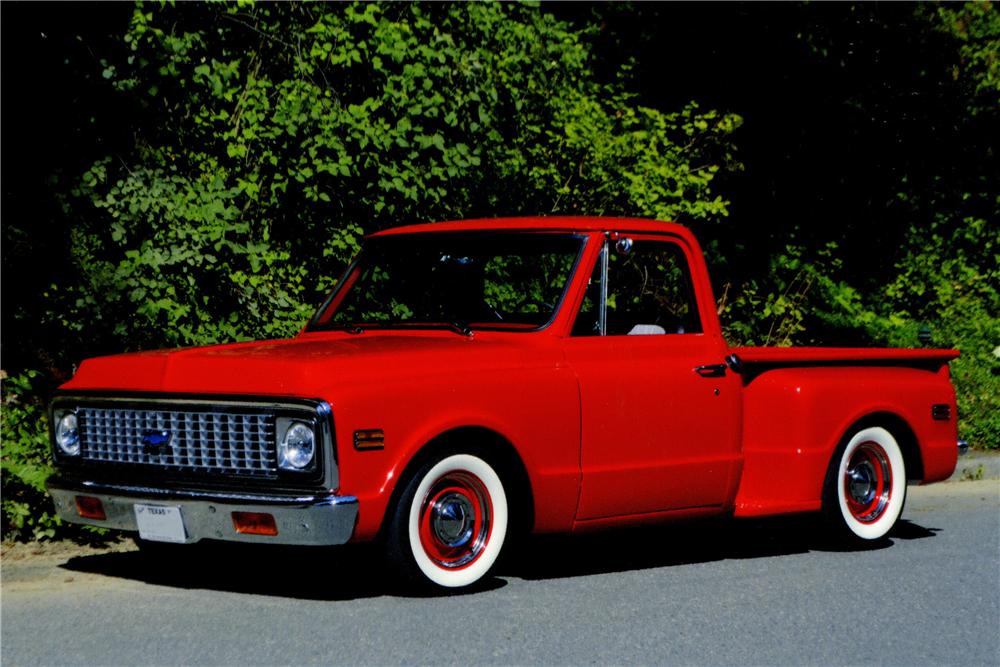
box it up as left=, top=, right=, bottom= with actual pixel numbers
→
left=388, top=453, right=508, bottom=589
left=825, top=426, right=907, bottom=541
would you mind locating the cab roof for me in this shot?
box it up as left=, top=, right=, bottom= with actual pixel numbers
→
left=370, top=216, right=692, bottom=239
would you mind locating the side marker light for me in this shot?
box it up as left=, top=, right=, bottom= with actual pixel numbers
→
left=354, top=429, right=385, bottom=451
left=931, top=404, right=951, bottom=421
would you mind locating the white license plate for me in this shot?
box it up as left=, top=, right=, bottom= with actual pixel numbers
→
left=134, top=504, right=187, bottom=543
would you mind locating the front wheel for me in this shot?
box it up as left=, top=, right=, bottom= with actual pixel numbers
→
left=823, top=426, right=907, bottom=541
left=386, top=453, right=508, bottom=590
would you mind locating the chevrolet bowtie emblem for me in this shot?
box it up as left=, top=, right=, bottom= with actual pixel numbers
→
left=141, top=429, right=173, bottom=455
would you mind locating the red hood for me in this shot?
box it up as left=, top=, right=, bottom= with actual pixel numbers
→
left=62, top=330, right=559, bottom=399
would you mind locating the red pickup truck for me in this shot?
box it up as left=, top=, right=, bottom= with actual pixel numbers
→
left=47, top=217, right=960, bottom=589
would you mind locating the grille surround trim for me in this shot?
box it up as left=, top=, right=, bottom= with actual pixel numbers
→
left=50, top=393, right=336, bottom=490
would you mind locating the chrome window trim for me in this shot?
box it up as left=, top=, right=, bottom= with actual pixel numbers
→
left=598, top=239, right=609, bottom=337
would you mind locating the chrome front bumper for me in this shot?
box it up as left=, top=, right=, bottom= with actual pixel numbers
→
left=47, top=477, right=358, bottom=546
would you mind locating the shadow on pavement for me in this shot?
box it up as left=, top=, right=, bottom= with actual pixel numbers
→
left=60, top=514, right=938, bottom=599
left=885, top=518, right=940, bottom=541
left=500, top=514, right=940, bottom=580
left=61, top=541, right=507, bottom=601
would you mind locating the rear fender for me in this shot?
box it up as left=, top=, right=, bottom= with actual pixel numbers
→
left=733, top=366, right=957, bottom=517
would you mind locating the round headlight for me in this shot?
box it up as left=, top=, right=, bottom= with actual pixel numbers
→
left=279, top=422, right=315, bottom=471
left=55, top=412, right=81, bottom=456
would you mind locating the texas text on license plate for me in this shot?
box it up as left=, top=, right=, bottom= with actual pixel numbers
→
left=134, top=504, right=187, bottom=543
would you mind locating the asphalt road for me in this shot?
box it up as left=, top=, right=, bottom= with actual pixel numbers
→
left=3, top=479, right=998, bottom=666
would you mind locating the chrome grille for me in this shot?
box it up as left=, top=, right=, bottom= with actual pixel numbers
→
left=77, top=407, right=277, bottom=477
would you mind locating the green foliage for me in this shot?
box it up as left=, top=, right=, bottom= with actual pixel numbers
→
left=62, top=1, right=739, bottom=351
left=3, top=2, right=742, bottom=541
left=721, top=245, right=828, bottom=347
left=875, top=210, right=1000, bottom=450
left=929, top=0, right=1000, bottom=108
left=720, top=209, right=999, bottom=449
left=717, top=2, right=999, bottom=449
left=1, top=371, right=61, bottom=541
left=3, top=1, right=997, bottom=547
left=879, top=2, right=1000, bottom=448
left=720, top=213, right=999, bottom=449
left=961, top=464, right=985, bottom=481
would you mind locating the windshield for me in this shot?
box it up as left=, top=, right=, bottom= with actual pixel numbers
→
left=309, top=232, right=586, bottom=332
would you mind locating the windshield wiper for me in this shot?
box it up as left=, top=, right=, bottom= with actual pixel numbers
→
left=321, top=323, right=365, bottom=334
left=373, top=320, right=474, bottom=337
left=443, top=321, right=473, bottom=337
left=321, top=320, right=472, bottom=337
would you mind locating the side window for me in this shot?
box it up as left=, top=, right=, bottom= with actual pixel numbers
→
left=571, top=238, right=702, bottom=336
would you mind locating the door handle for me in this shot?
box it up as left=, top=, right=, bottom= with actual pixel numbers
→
left=694, top=363, right=727, bottom=378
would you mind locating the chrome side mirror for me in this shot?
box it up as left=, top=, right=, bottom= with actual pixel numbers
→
left=615, top=237, right=633, bottom=255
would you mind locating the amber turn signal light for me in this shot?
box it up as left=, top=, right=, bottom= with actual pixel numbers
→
left=232, top=511, right=278, bottom=536
left=75, top=495, right=106, bottom=520
left=354, top=428, right=385, bottom=451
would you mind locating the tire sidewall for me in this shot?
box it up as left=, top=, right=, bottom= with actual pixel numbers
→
left=401, top=453, right=508, bottom=589
left=833, top=426, right=906, bottom=540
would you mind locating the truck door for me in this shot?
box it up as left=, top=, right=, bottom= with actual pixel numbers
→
left=563, top=234, right=741, bottom=520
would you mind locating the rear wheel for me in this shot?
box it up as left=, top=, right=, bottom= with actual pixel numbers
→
left=823, top=426, right=907, bottom=541
left=386, top=453, right=508, bottom=589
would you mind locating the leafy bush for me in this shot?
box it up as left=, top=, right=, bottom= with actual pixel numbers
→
left=62, top=2, right=739, bottom=352
left=718, top=213, right=999, bottom=450
left=876, top=211, right=1000, bottom=449
left=3, top=2, right=996, bottom=546
left=4, top=2, right=742, bottom=542
left=1, top=371, right=60, bottom=540
left=717, top=1, right=999, bottom=449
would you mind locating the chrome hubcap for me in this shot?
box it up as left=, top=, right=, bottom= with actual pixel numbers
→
left=418, top=471, right=493, bottom=569
left=431, top=493, right=475, bottom=548
left=848, top=462, right=877, bottom=505
left=844, top=442, right=892, bottom=523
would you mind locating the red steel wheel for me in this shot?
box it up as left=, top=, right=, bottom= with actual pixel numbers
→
left=825, top=426, right=907, bottom=541
left=388, top=453, right=508, bottom=589
left=843, top=441, right=893, bottom=523
left=416, top=473, right=494, bottom=569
